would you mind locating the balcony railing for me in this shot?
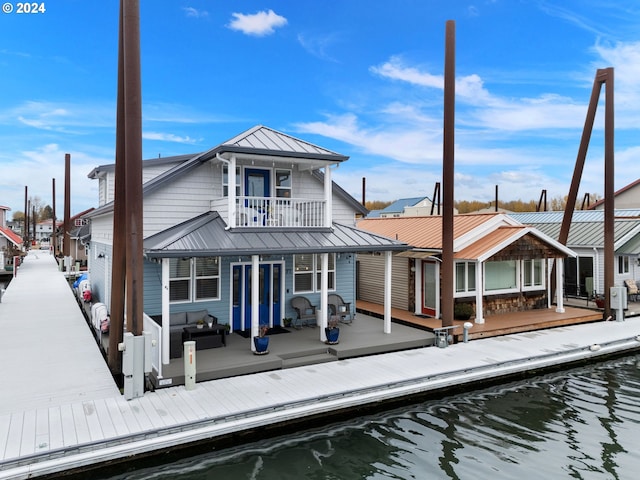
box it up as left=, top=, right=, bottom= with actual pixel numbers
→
left=235, top=196, right=326, bottom=228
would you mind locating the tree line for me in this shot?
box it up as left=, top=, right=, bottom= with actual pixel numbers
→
left=365, top=193, right=603, bottom=214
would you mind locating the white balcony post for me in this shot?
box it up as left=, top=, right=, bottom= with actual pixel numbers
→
left=229, top=155, right=237, bottom=227
left=324, top=165, right=332, bottom=227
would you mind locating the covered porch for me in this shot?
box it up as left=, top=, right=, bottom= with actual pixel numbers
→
left=147, top=312, right=435, bottom=389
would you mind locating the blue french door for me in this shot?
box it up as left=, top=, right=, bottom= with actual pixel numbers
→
left=245, top=168, right=270, bottom=197
left=232, top=263, right=282, bottom=331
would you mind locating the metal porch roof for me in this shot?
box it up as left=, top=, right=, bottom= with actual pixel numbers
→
left=143, top=211, right=408, bottom=258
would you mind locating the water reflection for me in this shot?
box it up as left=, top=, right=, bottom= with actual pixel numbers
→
left=102, top=355, right=640, bottom=479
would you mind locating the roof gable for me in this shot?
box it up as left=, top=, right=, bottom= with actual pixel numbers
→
left=0, top=226, right=23, bottom=247
left=221, top=125, right=347, bottom=160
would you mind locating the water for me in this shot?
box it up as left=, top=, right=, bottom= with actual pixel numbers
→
left=99, top=355, right=640, bottom=479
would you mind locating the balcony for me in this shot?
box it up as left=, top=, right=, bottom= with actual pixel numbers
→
left=234, top=196, right=326, bottom=228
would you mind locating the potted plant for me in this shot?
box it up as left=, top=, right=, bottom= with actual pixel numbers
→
left=594, top=294, right=605, bottom=308
left=196, top=319, right=205, bottom=329
left=254, top=324, right=270, bottom=354
left=325, top=317, right=340, bottom=345
left=454, top=302, right=474, bottom=320
left=283, top=317, right=293, bottom=328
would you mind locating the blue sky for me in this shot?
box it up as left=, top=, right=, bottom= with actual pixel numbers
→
left=1, top=0, right=640, bottom=218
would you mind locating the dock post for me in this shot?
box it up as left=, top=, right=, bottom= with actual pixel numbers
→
left=184, top=341, right=196, bottom=390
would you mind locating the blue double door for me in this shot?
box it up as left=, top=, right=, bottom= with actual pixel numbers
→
left=232, top=263, right=282, bottom=332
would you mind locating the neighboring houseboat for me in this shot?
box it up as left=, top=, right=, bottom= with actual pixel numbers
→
left=0, top=205, right=23, bottom=272
left=84, top=125, right=408, bottom=380
left=510, top=210, right=640, bottom=299
left=356, top=213, right=576, bottom=323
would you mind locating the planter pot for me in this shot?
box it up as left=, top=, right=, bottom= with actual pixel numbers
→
left=196, top=324, right=204, bottom=329
left=325, top=327, right=340, bottom=345
left=595, top=299, right=605, bottom=308
left=254, top=336, right=269, bottom=354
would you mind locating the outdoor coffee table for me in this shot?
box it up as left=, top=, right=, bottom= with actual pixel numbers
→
left=182, top=324, right=226, bottom=349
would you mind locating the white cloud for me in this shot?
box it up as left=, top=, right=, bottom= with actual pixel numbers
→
left=0, top=143, right=103, bottom=217
left=297, top=32, right=340, bottom=62
left=143, top=132, right=200, bottom=144
left=227, top=10, right=287, bottom=37
left=183, top=7, right=208, bottom=19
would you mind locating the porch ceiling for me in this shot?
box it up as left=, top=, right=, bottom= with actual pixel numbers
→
left=143, top=211, right=409, bottom=258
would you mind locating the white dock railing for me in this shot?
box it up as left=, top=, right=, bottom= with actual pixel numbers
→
left=235, top=196, right=326, bottom=228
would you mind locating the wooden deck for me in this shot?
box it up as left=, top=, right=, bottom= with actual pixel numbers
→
left=356, top=300, right=605, bottom=342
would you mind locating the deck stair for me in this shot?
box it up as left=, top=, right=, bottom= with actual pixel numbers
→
left=280, top=347, right=337, bottom=368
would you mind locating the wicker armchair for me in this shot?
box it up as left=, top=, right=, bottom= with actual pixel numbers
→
left=290, top=296, right=317, bottom=328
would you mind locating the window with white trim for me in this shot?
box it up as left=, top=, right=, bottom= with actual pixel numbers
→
left=275, top=169, right=292, bottom=198
left=618, top=255, right=630, bottom=275
left=222, top=166, right=241, bottom=197
left=293, top=253, right=335, bottom=293
left=169, top=258, right=191, bottom=302
left=194, top=257, right=220, bottom=300
left=484, top=260, right=518, bottom=293
left=522, top=258, right=545, bottom=290
left=454, top=261, right=476, bottom=295
left=169, top=257, right=221, bottom=303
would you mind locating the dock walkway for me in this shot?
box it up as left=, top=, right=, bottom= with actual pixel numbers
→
left=1, top=251, right=640, bottom=479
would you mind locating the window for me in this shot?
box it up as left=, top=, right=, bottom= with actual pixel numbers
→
left=523, top=259, right=545, bottom=290
left=275, top=169, right=292, bottom=198
left=170, top=257, right=221, bottom=303
left=455, top=261, right=476, bottom=295
left=294, top=253, right=335, bottom=293
left=194, top=257, right=220, bottom=300
left=222, top=166, right=241, bottom=197
left=315, top=253, right=335, bottom=291
left=618, top=255, right=630, bottom=275
left=485, top=260, right=518, bottom=293
left=169, top=258, right=191, bottom=302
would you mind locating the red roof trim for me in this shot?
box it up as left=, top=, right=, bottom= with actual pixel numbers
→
left=0, top=226, right=23, bottom=246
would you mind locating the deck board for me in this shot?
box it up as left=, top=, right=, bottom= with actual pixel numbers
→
left=47, top=406, right=64, bottom=451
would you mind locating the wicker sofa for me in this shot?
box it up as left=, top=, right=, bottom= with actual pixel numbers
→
left=166, top=309, right=225, bottom=358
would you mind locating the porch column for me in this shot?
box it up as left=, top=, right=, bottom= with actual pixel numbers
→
left=251, top=254, right=259, bottom=351
left=161, top=258, right=170, bottom=364
left=324, top=166, right=332, bottom=227
left=320, top=252, right=329, bottom=342
left=555, top=258, right=565, bottom=313
left=474, top=261, right=485, bottom=324
left=384, top=251, right=392, bottom=333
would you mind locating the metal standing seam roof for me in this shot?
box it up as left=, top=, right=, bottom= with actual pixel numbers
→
left=510, top=209, right=640, bottom=224
left=356, top=214, right=503, bottom=250
left=515, top=219, right=640, bottom=250
left=143, top=211, right=408, bottom=258
left=85, top=125, right=364, bottom=219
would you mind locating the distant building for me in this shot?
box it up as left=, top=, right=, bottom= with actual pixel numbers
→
left=369, top=196, right=457, bottom=218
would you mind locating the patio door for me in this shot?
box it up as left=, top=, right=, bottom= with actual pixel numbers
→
left=422, top=261, right=438, bottom=317
left=232, top=263, right=282, bottom=331
left=565, top=256, right=594, bottom=297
